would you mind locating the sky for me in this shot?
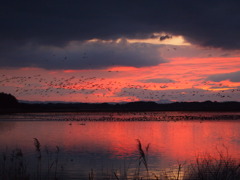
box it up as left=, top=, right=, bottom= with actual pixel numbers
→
left=1, top=0, right=240, bottom=103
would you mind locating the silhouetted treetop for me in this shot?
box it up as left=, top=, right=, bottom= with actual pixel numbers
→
left=0, top=92, right=19, bottom=107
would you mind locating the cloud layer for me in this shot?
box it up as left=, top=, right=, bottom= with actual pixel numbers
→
left=1, top=0, right=240, bottom=70
left=207, top=71, right=240, bottom=82
left=1, top=0, right=240, bottom=49
left=140, top=78, right=175, bottom=84
left=0, top=40, right=166, bottom=69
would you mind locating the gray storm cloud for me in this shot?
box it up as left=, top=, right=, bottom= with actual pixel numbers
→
left=140, top=78, right=175, bottom=83
left=1, top=0, right=240, bottom=70
left=0, top=40, right=166, bottom=69
left=1, top=0, right=240, bottom=49
left=207, top=71, right=240, bottom=82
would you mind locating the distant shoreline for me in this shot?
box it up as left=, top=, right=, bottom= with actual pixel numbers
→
left=1, top=101, right=240, bottom=114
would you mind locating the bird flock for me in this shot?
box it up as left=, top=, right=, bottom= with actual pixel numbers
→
left=0, top=72, right=239, bottom=102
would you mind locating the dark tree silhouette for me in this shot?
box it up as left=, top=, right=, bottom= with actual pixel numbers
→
left=0, top=92, right=19, bottom=107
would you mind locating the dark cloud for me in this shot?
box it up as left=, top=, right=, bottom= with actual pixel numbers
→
left=0, top=40, right=166, bottom=69
left=160, top=35, right=172, bottom=41
left=220, top=53, right=231, bottom=57
left=1, top=0, right=240, bottom=70
left=207, top=71, right=240, bottom=82
left=1, top=0, right=240, bottom=49
left=209, top=86, right=231, bottom=90
left=140, top=78, right=175, bottom=83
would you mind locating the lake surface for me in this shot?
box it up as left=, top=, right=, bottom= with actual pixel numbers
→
left=1, top=111, right=240, bottom=179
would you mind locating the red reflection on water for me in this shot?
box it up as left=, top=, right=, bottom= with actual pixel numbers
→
left=61, top=121, right=240, bottom=161
left=0, top=120, right=240, bottom=162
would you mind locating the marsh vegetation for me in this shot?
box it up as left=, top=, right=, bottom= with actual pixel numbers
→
left=1, top=139, right=240, bottom=180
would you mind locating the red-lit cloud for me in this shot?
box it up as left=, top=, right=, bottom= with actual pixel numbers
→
left=0, top=40, right=240, bottom=102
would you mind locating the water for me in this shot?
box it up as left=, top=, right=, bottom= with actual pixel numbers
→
left=1, top=111, right=240, bottom=179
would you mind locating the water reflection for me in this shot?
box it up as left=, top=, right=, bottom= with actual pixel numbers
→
left=0, top=112, right=240, bottom=179
left=0, top=121, right=15, bottom=133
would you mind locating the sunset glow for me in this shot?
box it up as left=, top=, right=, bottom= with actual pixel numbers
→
left=1, top=44, right=240, bottom=103
left=1, top=1, right=240, bottom=179
left=0, top=0, right=240, bottom=103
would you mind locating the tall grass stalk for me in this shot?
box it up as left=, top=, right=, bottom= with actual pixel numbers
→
left=2, top=152, right=6, bottom=178
left=89, top=168, right=94, bottom=180
left=184, top=152, right=240, bottom=180
left=54, top=146, right=60, bottom=180
left=135, top=139, right=150, bottom=180
left=33, top=138, right=41, bottom=180
left=0, top=148, right=29, bottom=180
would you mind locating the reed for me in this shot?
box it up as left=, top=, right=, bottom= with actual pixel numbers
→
left=1, top=139, right=240, bottom=180
left=33, top=138, right=42, bottom=180
left=0, top=148, right=29, bottom=180
left=54, top=146, right=60, bottom=180
left=89, top=168, right=94, bottom=180
left=135, top=139, right=150, bottom=179
left=0, top=139, right=63, bottom=180
left=184, top=152, right=240, bottom=180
